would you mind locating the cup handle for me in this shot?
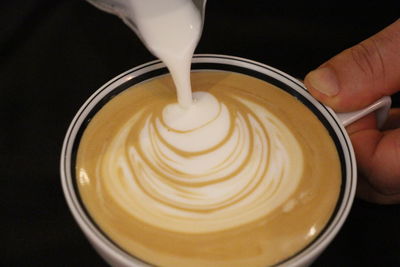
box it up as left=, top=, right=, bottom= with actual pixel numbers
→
left=336, top=96, right=392, bottom=128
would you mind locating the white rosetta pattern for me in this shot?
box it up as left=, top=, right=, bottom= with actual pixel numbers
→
left=100, top=91, right=304, bottom=233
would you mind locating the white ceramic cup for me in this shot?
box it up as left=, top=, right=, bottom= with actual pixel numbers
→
left=60, top=54, right=391, bottom=267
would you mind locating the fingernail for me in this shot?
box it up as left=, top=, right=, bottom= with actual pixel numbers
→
left=307, top=67, right=340, bottom=97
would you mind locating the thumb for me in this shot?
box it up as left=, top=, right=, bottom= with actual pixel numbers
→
left=304, top=19, right=400, bottom=112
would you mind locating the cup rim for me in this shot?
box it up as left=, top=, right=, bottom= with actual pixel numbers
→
left=60, top=54, right=357, bottom=267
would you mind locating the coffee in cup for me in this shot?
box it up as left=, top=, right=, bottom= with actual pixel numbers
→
left=75, top=70, right=341, bottom=266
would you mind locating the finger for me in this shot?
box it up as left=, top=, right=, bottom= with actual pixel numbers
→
left=356, top=174, right=400, bottom=204
left=349, top=123, right=400, bottom=199
left=304, top=19, right=400, bottom=112
left=345, top=113, right=400, bottom=204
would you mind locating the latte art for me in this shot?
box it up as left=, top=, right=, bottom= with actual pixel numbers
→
left=77, top=71, right=341, bottom=266
left=103, top=90, right=303, bottom=232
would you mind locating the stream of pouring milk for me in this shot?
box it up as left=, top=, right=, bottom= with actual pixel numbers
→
left=126, top=0, right=202, bottom=107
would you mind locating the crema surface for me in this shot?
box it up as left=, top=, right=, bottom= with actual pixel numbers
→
left=76, top=71, right=341, bottom=266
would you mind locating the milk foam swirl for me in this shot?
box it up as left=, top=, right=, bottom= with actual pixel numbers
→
left=100, top=91, right=304, bottom=233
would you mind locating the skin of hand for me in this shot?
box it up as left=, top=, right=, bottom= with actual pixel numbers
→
left=304, top=19, right=400, bottom=204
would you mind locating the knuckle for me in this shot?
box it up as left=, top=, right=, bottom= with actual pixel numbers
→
left=369, top=171, right=400, bottom=196
left=373, top=184, right=400, bottom=196
left=367, top=175, right=399, bottom=196
left=370, top=134, right=400, bottom=196
left=349, top=40, right=385, bottom=80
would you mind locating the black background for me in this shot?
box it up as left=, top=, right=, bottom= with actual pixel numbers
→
left=1, top=1, right=400, bottom=266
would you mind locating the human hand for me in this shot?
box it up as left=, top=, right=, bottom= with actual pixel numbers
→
left=304, top=19, right=400, bottom=204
